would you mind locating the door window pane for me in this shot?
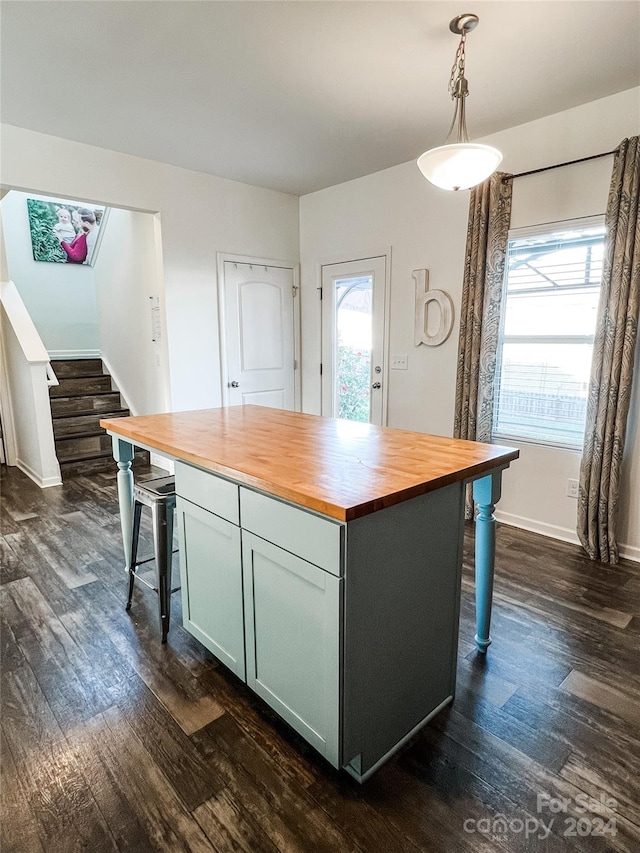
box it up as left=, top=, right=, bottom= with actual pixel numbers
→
left=335, top=276, right=372, bottom=422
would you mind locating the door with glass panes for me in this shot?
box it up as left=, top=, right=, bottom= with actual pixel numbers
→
left=321, top=257, right=387, bottom=425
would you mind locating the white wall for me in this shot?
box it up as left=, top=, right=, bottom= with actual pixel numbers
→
left=0, top=280, right=61, bottom=487
left=299, top=88, right=640, bottom=561
left=0, top=124, right=300, bottom=412
left=93, top=207, right=169, bottom=415
left=0, top=191, right=100, bottom=357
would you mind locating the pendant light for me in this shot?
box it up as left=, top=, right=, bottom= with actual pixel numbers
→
left=417, top=13, right=502, bottom=191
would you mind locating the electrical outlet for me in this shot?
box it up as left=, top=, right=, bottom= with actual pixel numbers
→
left=391, top=354, right=408, bottom=370
left=567, top=478, right=579, bottom=499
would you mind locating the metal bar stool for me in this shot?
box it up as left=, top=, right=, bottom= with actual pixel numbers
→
left=126, top=475, right=179, bottom=643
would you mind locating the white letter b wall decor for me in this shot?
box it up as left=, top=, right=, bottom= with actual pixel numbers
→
left=413, top=268, right=454, bottom=347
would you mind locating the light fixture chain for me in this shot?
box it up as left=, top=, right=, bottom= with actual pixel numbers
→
left=446, top=31, right=470, bottom=143
left=448, top=33, right=467, bottom=101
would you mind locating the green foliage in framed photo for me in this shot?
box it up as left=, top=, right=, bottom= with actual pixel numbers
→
left=26, top=199, right=66, bottom=263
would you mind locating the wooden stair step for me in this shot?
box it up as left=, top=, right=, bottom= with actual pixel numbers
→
left=59, top=448, right=114, bottom=463
left=50, top=392, right=123, bottom=416
left=55, top=433, right=113, bottom=461
left=50, top=358, right=104, bottom=378
left=59, top=449, right=150, bottom=477
left=55, top=428, right=110, bottom=442
left=50, top=376, right=114, bottom=397
left=53, top=409, right=130, bottom=437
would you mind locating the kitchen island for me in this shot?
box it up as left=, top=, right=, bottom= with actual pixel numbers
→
left=102, top=406, right=518, bottom=781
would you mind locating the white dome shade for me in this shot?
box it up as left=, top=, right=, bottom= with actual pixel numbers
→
left=417, top=143, right=503, bottom=191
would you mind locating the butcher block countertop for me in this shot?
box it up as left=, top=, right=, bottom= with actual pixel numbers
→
left=101, top=406, right=519, bottom=522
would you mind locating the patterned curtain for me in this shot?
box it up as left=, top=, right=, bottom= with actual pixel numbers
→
left=454, top=172, right=513, bottom=517
left=578, top=137, right=640, bottom=564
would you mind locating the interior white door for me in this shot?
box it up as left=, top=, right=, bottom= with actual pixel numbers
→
left=321, top=256, right=387, bottom=425
left=222, top=262, right=295, bottom=409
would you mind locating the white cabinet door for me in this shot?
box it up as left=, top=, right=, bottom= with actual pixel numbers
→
left=242, top=532, right=341, bottom=766
left=177, top=497, right=245, bottom=680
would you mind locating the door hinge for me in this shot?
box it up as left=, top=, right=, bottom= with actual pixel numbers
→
left=320, top=363, right=323, bottom=375
left=292, top=285, right=299, bottom=298
left=293, top=359, right=298, bottom=371
left=318, top=286, right=323, bottom=300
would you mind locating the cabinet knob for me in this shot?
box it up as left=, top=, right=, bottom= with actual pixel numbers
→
left=230, top=381, right=240, bottom=388
left=371, top=382, right=381, bottom=390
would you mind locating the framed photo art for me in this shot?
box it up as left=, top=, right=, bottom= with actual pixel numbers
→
left=26, top=197, right=109, bottom=266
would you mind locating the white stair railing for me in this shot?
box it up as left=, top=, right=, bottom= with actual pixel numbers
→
left=0, top=280, right=62, bottom=487
left=45, top=361, right=59, bottom=388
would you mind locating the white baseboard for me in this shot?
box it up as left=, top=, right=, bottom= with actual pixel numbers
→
left=495, top=510, right=580, bottom=546
left=620, top=542, right=640, bottom=564
left=16, top=458, right=62, bottom=488
left=48, top=349, right=101, bottom=359
left=496, top=510, right=639, bottom=565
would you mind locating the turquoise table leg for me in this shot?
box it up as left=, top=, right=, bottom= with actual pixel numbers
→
left=112, top=436, right=135, bottom=573
left=472, top=472, right=502, bottom=653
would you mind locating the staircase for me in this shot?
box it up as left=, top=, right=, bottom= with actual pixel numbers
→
left=49, top=359, right=150, bottom=477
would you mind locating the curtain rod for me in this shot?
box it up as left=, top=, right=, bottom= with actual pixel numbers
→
left=502, top=148, right=619, bottom=182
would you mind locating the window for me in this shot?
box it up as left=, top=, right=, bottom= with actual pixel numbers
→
left=493, top=217, right=605, bottom=449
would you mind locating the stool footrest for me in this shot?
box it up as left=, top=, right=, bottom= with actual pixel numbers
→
left=128, top=572, right=181, bottom=594
left=133, top=547, right=179, bottom=570
left=132, top=573, right=159, bottom=593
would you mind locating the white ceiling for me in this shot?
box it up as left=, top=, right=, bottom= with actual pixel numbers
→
left=1, top=1, right=638, bottom=196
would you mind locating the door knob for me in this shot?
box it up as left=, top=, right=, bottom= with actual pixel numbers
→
left=229, top=381, right=240, bottom=388
left=372, top=382, right=381, bottom=389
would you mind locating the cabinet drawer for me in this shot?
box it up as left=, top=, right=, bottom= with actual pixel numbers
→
left=175, top=461, right=239, bottom=525
left=240, top=487, right=343, bottom=576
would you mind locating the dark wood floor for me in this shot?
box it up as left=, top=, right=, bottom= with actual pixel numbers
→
left=1, top=463, right=639, bottom=853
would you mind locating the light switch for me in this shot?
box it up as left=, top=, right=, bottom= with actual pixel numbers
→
left=391, top=354, right=408, bottom=370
